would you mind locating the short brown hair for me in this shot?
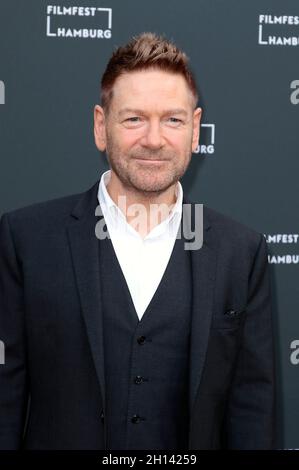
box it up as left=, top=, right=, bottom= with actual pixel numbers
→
left=101, top=32, right=198, bottom=111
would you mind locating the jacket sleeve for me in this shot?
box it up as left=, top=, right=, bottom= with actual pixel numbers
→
left=0, top=213, right=29, bottom=449
left=224, top=233, right=276, bottom=449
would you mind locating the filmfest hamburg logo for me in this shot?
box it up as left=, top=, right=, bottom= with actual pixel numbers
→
left=258, top=14, right=299, bottom=46
left=264, top=233, right=299, bottom=264
left=46, top=5, right=112, bottom=39
left=0, top=80, right=5, bottom=104
left=193, top=123, right=215, bottom=155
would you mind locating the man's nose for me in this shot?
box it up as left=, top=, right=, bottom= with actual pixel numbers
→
left=140, top=121, right=164, bottom=149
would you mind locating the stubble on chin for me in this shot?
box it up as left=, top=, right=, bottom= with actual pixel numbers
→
left=105, top=138, right=191, bottom=194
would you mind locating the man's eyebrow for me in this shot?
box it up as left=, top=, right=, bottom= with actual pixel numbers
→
left=118, top=108, right=189, bottom=117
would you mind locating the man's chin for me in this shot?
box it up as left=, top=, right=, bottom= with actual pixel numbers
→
left=129, top=178, right=176, bottom=195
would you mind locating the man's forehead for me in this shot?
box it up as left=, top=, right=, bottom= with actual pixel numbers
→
left=110, top=69, right=193, bottom=108
left=114, top=69, right=189, bottom=92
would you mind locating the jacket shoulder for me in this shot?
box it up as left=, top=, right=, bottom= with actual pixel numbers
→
left=2, top=191, right=83, bottom=227
left=203, top=204, right=264, bottom=255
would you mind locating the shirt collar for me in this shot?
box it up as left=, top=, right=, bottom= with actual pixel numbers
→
left=97, top=169, right=183, bottom=239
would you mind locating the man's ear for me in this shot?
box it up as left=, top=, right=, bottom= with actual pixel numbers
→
left=94, top=105, right=107, bottom=152
left=191, top=107, right=202, bottom=153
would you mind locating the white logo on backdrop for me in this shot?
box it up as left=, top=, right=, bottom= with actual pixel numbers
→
left=264, top=234, right=299, bottom=264
left=258, top=14, right=299, bottom=46
left=194, top=123, right=215, bottom=155
left=46, top=5, right=112, bottom=39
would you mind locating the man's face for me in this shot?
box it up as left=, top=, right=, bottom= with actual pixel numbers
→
left=94, top=69, right=202, bottom=194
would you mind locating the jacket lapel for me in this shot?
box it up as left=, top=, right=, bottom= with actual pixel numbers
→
left=66, top=179, right=106, bottom=412
left=182, top=197, right=218, bottom=419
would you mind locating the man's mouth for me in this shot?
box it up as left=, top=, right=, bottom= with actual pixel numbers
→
left=134, top=157, right=169, bottom=163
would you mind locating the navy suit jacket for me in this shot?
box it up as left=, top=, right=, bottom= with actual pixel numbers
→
left=0, top=178, right=276, bottom=449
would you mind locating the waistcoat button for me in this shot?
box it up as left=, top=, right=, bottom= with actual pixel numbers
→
left=137, top=336, right=146, bottom=345
left=134, top=375, right=143, bottom=384
left=131, top=414, right=141, bottom=423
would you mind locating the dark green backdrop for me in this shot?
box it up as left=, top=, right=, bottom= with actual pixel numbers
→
left=0, top=0, right=298, bottom=449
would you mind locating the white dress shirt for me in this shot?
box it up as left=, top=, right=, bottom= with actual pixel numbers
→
left=97, top=170, right=183, bottom=321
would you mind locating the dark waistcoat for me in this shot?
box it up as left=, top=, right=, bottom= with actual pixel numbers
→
left=99, top=230, right=193, bottom=450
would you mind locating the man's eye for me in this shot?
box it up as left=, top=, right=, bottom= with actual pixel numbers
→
left=126, top=117, right=140, bottom=122
left=167, top=117, right=183, bottom=124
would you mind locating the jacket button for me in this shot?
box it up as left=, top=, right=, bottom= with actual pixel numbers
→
left=131, top=414, right=141, bottom=423
left=137, top=336, right=146, bottom=345
left=134, top=375, right=145, bottom=384
left=225, top=309, right=238, bottom=317
left=100, top=410, right=104, bottom=422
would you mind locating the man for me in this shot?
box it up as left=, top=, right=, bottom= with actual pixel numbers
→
left=0, top=33, right=275, bottom=450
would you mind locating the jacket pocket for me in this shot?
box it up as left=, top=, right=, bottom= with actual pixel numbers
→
left=211, top=306, right=246, bottom=329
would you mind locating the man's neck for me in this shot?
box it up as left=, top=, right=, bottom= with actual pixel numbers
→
left=106, top=174, right=177, bottom=237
